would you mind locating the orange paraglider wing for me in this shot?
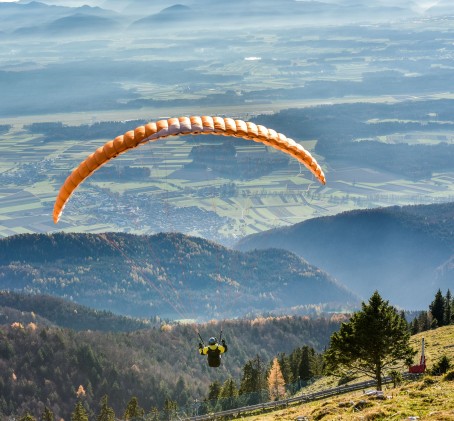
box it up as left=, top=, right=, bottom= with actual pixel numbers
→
left=53, top=115, right=326, bottom=223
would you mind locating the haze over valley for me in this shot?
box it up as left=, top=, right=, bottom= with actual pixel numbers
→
left=1, top=0, right=453, bottom=307
left=1, top=0, right=454, bottom=419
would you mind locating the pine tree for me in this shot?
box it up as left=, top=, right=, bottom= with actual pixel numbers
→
left=288, top=348, right=302, bottom=383
left=41, top=407, right=54, bottom=421
left=445, top=290, right=452, bottom=325
left=123, top=397, right=144, bottom=420
left=277, top=352, right=292, bottom=384
left=418, top=311, right=432, bottom=332
left=324, top=291, right=416, bottom=390
left=174, top=376, right=190, bottom=408
left=19, top=413, right=36, bottom=421
left=431, top=355, right=451, bottom=375
left=163, top=397, right=177, bottom=421
left=218, top=378, right=239, bottom=410
left=298, top=346, right=314, bottom=381
left=239, top=359, right=256, bottom=396
left=239, top=355, right=267, bottom=404
left=429, top=289, right=445, bottom=327
left=71, top=401, right=89, bottom=421
left=207, top=380, right=221, bottom=401
left=268, top=357, right=286, bottom=401
left=97, top=395, right=115, bottom=421
left=148, top=407, right=159, bottom=421
left=410, top=317, right=420, bottom=334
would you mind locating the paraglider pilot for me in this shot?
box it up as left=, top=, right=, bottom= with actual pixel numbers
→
left=199, top=337, right=227, bottom=367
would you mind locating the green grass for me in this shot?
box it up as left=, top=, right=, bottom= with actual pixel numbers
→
left=240, top=326, right=454, bottom=421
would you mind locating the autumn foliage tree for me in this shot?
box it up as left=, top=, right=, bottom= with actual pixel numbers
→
left=268, top=358, right=286, bottom=401
left=0, top=307, right=339, bottom=419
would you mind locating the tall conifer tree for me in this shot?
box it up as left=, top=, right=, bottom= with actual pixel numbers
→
left=277, top=352, right=292, bottom=384
left=207, top=381, right=221, bottom=401
left=324, top=291, right=416, bottom=390
left=239, top=355, right=267, bottom=404
left=219, top=378, right=239, bottom=410
left=41, top=407, right=54, bottom=421
left=445, top=289, right=452, bottom=325
left=96, top=395, right=115, bottom=421
left=298, top=346, right=314, bottom=381
left=430, top=289, right=445, bottom=327
left=19, top=413, right=36, bottom=421
left=123, top=397, right=144, bottom=420
left=71, top=402, right=88, bottom=421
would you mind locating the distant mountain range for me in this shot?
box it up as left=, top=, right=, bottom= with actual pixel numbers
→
left=1, top=0, right=438, bottom=38
left=236, top=202, right=454, bottom=310
left=1, top=2, right=120, bottom=35
left=2, top=0, right=451, bottom=41
left=0, top=232, right=358, bottom=320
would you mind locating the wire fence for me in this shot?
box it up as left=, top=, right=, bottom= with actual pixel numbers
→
left=129, top=372, right=421, bottom=421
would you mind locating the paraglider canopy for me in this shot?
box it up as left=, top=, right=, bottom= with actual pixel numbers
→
left=53, top=115, right=326, bottom=223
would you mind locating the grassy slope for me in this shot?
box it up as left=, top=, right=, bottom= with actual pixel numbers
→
left=242, top=326, right=454, bottom=420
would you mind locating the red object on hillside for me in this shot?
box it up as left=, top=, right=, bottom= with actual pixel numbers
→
left=409, top=337, right=426, bottom=373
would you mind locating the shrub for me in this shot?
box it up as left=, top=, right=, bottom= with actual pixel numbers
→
left=389, top=369, right=403, bottom=387
left=443, top=370, right=454, bottom=381
left=431, top=355, right=451, bottom=376
left=338, top=374, right=357, bottom=386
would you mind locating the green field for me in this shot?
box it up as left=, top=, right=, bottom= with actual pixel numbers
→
left=1, top=117, right=454, bottom=244
left=1, top=11, right=454, bottom=243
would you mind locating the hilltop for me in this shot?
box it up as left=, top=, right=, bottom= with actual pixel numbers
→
left=0, top=290, right=153, bottom=332
left=236, top=202, right=454, bottom=309
left=239, top=326, right=454, bottom=420
left=0, top=232, right=358, bottom=320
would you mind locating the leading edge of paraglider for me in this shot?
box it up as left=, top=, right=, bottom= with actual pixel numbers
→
left=53, top=115, right=326, bottom=224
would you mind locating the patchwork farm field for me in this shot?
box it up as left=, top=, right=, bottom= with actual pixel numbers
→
left=1, top=11, right=454, bottom=244
left=1, top=117, right=453, bottom=245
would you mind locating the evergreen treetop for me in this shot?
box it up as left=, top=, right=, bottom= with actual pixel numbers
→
left=324, top=291, right=416, bottom=390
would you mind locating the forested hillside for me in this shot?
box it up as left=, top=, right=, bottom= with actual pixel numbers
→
left=0, top=291, right=153, bottom=332
left=0, top=307, right=342, bottom=419
left=0, top=232, right=358, bottom=320
left=236, top=202, right=454, bottom=309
